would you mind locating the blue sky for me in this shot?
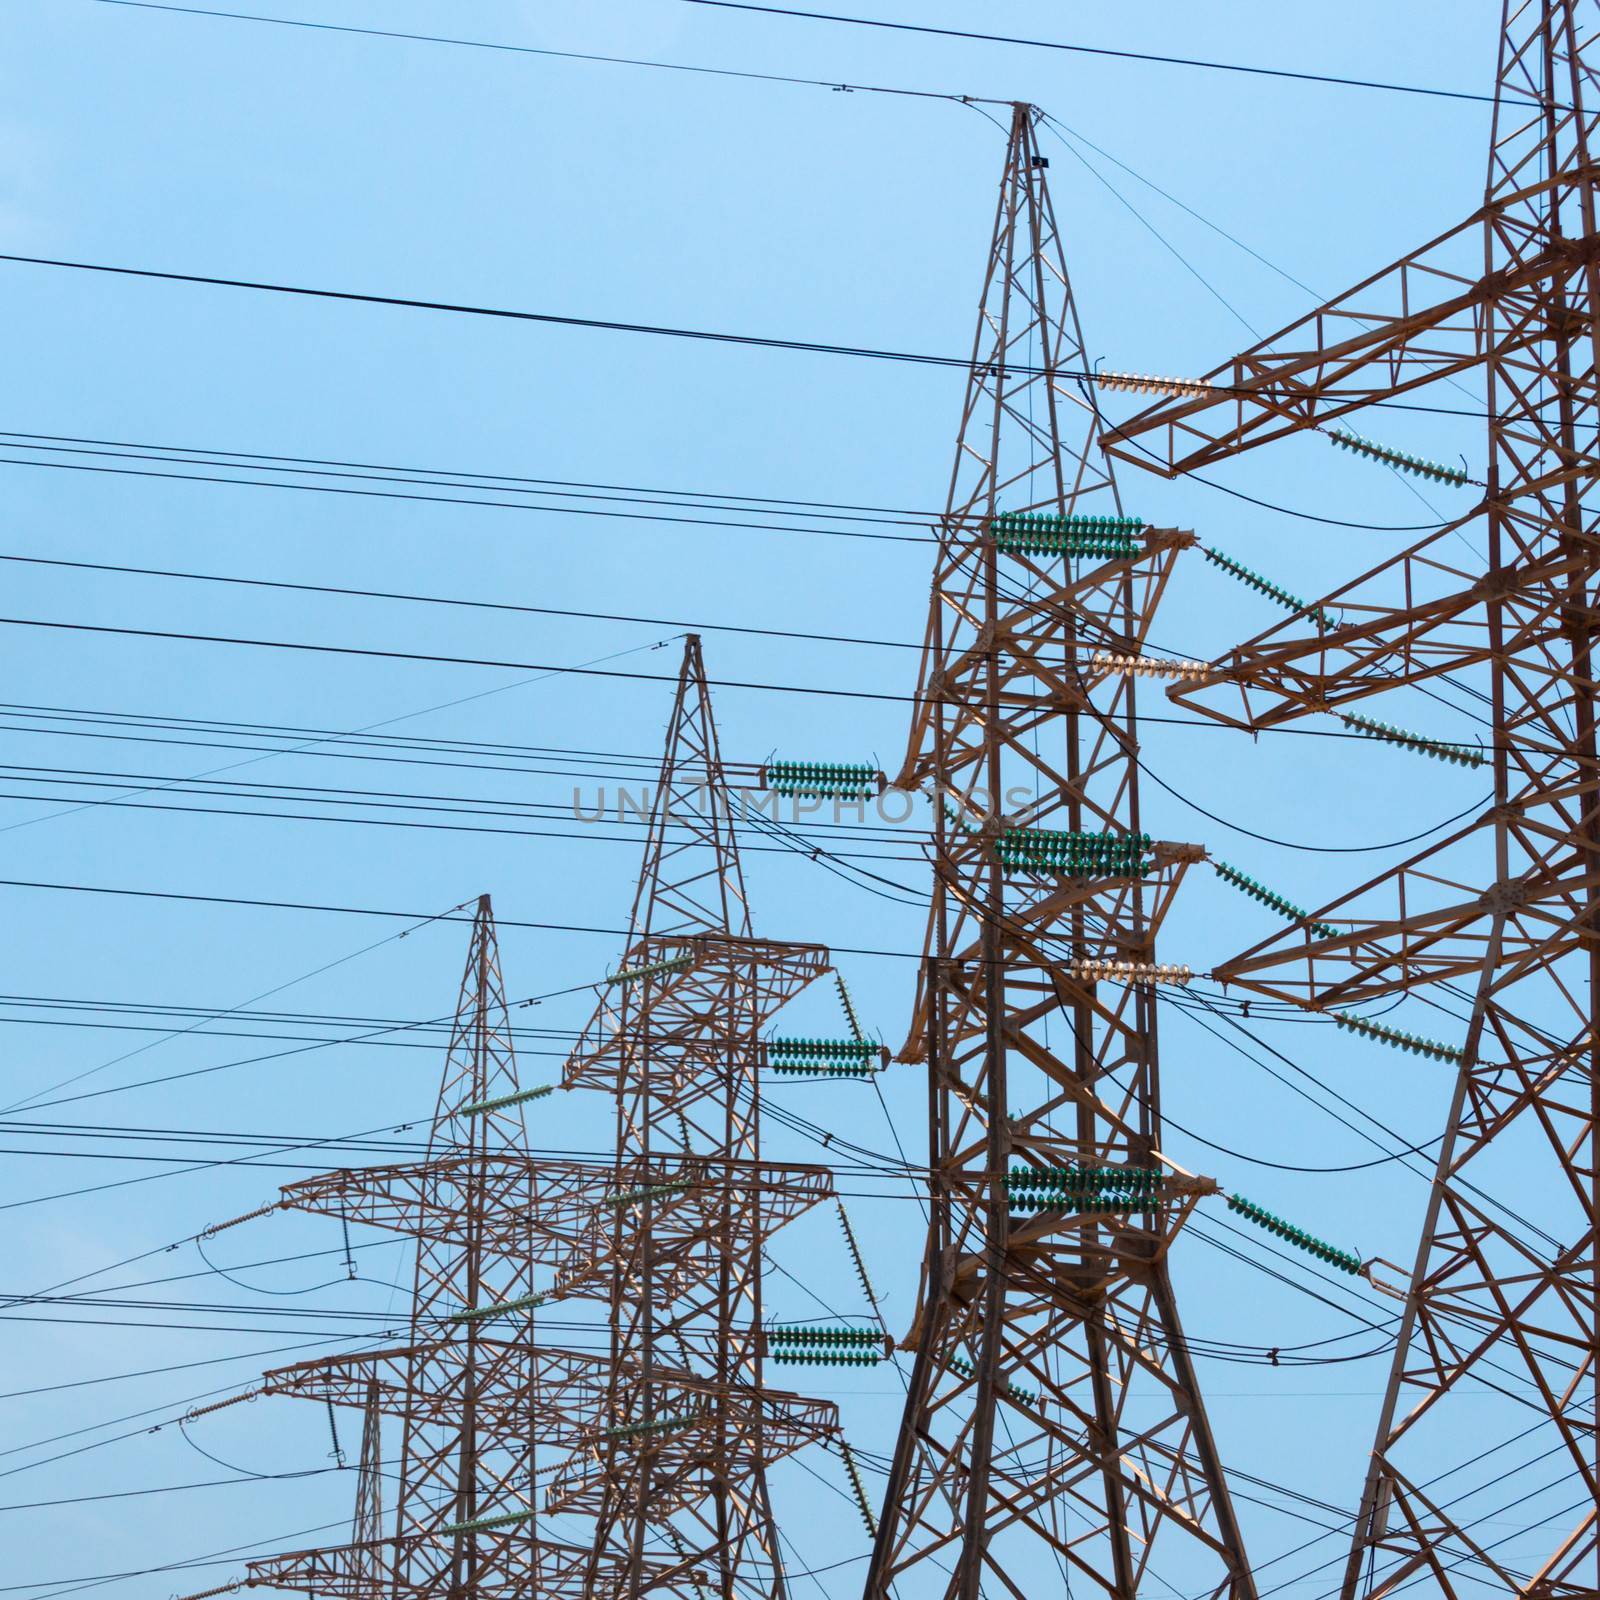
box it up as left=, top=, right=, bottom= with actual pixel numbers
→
left=0, top=3, right=1544, bottom=1598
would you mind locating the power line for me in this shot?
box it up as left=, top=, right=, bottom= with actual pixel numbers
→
left=90, top=0, right=1507, bottom=107
left=84, top=0, right=988, bottom=103
left=0, top=994, right=566, bottom=1053
left=0, top=254, right=1511, bottom=431
left=0, top=768, right=926, bottom=860
left=1133, top=752, right=1489, bottom=853
left=0, top=614, right=1518, bottom=758
left=0, top=612, right=925, bottom=704
left=0, top=1333, right=374, bottom=1403
left=0, top=759, right=917, bottom=830
left=0, top=451, right=932, bottom=546
left=0, top=551, right=926, bottom=649
left=0, top=427, right=934, bottom=521
left=0, top=875, right=923, bottom=958
left=0, top=1469, right=340, bottom=1515
left=0, top=1016, right=570, bottom=1056
left=0, top=1119, right=922, bottom=1184
left=0, top=250, right=1023, bottom=371
left=0, top=691, right=1513, bottom=773
left=670, top=1, right=1506, bottom=105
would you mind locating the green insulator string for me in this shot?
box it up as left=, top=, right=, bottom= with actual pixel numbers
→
left=454, top=1082, right=554, bottom=1118
left=1332, top=1011, right=1465, bottom=1065
left=1212, top=858, right=1339, bottom=940
left=602, top=1410, right=705, bottom=1440
left=606, top=951, right=693, bottom=987
left=947, top=1355, right=1039, bottom=1406
left=834, top=973, right=866, bottom=1042
left=836, top=1201, right=879, bottom=1308
left=988, top=509, right=1144, bottom=558
left=1224, top=1193, right=1364, bottom=1275
left=768, top=1037, right=882, bottom=1064
left=767, top=1034, right=882, bottom=1078
left=1201, top=545, right=1337, bottom=631
left=449, top=1288, right=555, bottom=1324
left=1004, top=1165, right=1161, bottom=1196
left=767, top=1323, right=881, bottom=1348
left=939, top=799, right=980, bottom=837
left=995, top=827, right=1152, bottom=879
left=838, top=1437, right=878, bottom=1536
left=1326, top=427, right=1473, bottom=487
left=660, top=1524, right=708, bottom=1600
left=440, top=1506, right=536, bottom=1537
left=1004, top=1164, right=1163, bottom=1218
left=766, top=759, right=880, bottom=800
left=767, top=1324, right=882, bottom=1370
left=605, top=1180, right=692, bottom=1209
left=1007, top=1192, right=1160, bottom=1217
left=769, top=1061, right=879, bottom=1079
left=1339, top=711, right=1485, bottom=768
left=768, top=1348, right=881, bottom=1368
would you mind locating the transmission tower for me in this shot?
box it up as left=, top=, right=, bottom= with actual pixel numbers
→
left=560, top=632, right=845, bottom=1597
left=235, top=895, right=685, bottom=1598
left=864, top=103, right=1255, bottom=1600
left=189, top=645, right=859, bottom=1598
left=1105, top=5, right=1600, bottom=1597
left=214, top=902, right=707, bottom=1600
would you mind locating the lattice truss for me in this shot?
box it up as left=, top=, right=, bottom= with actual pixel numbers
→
left=559, top=634, right=843, bottom=1598
left=230, top=639, right=849, bottom=1600
left=241, top=896, right=689, bottom=1599
left=1104, top=5, right=1600, bottom=1598
left=865, top=103, right=1255, bottom=1600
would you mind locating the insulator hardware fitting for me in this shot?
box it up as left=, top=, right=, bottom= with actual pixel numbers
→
left=1090, top=651, right=1210, bottom=681
left=1327, top=427, right=1472, bottom=487
left=606, top=951, right=693, bottom=987
left=455, top=1082, right=554, bottom=1118
left=1225, top=1192, right=1363, bottom=1274
left=1340, top=711, right=1484, bottom=769
left=1096, top=371, right=1216, bottom=399
left=1202, top=546, right=1337, bottom=631
left=1071, top=959, right=1193, bottom=986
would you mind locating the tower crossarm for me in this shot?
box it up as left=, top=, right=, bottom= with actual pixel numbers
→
left=1209, top=840, right=1595, bottom=1010
left=274, top=1153, right=616, bottom=1262
left=1103, top=191, right=1600, bottom=477
left=898, top=523, right=1195, bottom=793
left=564, top=934, right=831, bottom=1095
left=898, top=843, right=1203, bottom=1071
left=1161, top=524, right=1596, bottom=735
left=544, top=1383, right=839, bottom=1519
left=551, top=1157, right=836, bottom=1300
left=261, top=1344, right=613, bottom=1449
left=244, top=1531, right=684, bottom=1600
left=898, top=1171, right=1221, bottom=1349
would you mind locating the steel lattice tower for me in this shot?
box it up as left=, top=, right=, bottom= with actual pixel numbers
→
left=864, top=103, right=1255, bottom=1600
left=205, top=645, right=847, bottom=1600
left=561, top=632, right=843, bottom=1598
left=243, top=895, right=676, bottom=1598
left=1106, top=5, right=1600, bottom=1596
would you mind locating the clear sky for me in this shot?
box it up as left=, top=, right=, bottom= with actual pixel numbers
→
left=0, top=3, right=1541, bottom=1598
